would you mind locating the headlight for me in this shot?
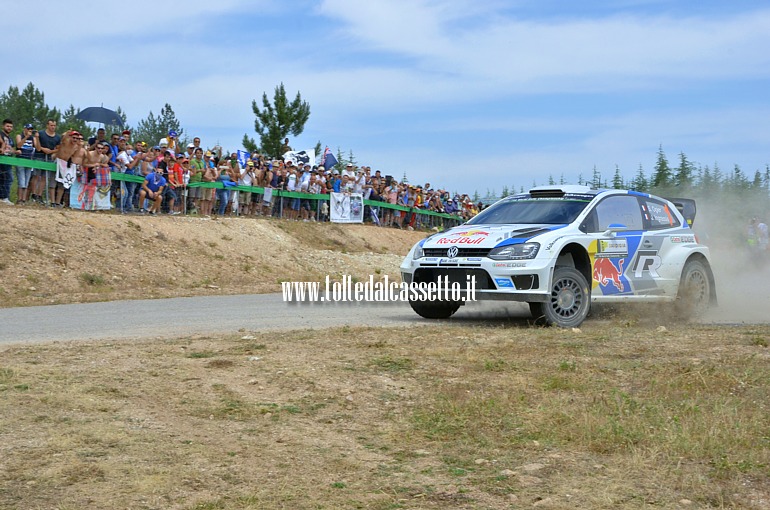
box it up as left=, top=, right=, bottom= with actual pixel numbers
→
left=488, top=243, right=539, bottom=260
left=412, top=244, right=424, bottom=260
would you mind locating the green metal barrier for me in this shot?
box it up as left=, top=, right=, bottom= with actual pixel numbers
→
left=0, top=155, right=463, bottom=222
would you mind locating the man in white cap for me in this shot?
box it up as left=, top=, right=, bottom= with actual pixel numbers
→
left=343, top=162, right=355, bottom=179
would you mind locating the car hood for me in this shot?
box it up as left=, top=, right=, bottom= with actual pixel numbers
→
left=421, top=224, right=564, bottom=249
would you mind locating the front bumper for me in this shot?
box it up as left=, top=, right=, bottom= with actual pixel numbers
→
left=400, top=256, right=554, bottom=303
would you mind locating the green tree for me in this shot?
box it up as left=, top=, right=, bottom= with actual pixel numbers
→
left=675, top=152, right=694, bottom=188
left=590, top=166, right=602, bottom=188
left=631, top=164, right=648, bottom=192
left=500, top=185, right=510, bottom=198
left=652, top=145, right=672, bottom=189
left=336, top=147, right=346, bottom=173
left=246, top=83, right=310, bottom=158
left=0, top=82, right=60, bottom=134
left=60, top=105, right=94, bottom=139
left=134, top=103, right=184, bottom=147
left=712, top=162, right=723, bottom=189
left=612, top=165, right=624, bottom=189
left=241, top=134, right=259, bottom=154
left=699, top=164, right=716, bottom=193
left=729, top=164, right=749, bottom=191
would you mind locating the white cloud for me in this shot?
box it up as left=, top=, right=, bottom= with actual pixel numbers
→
left=318, top=0, right=770, bottom=92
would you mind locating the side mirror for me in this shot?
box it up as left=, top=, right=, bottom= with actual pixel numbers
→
left=602, top=223, right=628, bottom=236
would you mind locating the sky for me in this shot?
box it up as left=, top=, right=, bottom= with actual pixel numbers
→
left=6, top=0, right=770, bottom=195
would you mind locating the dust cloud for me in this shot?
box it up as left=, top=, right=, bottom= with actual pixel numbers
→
left=692, top=190, right=770, bottom=324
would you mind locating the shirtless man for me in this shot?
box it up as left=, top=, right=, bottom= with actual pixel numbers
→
left=51, top=131, right=87, bottom=206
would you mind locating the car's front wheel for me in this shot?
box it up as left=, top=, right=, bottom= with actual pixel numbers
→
left=531, top=267, right=591, bottom=328
left=409, top=299, right=462, bottom=319
left=675, top=259, right=711, bottom=318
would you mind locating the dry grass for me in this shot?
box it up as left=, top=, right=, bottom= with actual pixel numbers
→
left=1, top=322, right=769, bottom=509
left=0, top=207, right=426, bottom=308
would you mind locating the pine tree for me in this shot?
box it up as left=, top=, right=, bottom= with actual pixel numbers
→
left=591, top=166, right=602, bottom=188
left=652, top=145, right=672, bottom=189
left=336, top=147, right=346, bottom=173
left=60, top=105, right=93, bottom=138
left=675, top=152, right=694, bottom=188
left=631, top=164, right=648, bottom=192
left=0, top=82, right=60, bottom=133
left=612, top=165, right=624, bottom=189
left=134, top=104, right=184, bottom=148
left=712, top=163, right=723, bottom=190
left=246, top=83, right=310, bottom=158
left=700, top=165, right=715, bottom=193
left=730, top=164, right=749, bottom=191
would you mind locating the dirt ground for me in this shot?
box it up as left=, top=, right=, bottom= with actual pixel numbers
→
left=1, top=323, right=769, bottom=509
left=0, top=207, right=426, bottom=308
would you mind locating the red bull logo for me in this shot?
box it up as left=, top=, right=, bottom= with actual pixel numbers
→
left=436, top=230, right=489, bottom=245
left=449, top=230, right=489, bottom=238
left=593, top=258, right=625, bottom=291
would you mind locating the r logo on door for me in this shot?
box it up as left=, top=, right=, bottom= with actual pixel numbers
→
left=632, top=250, right=662, bottom=278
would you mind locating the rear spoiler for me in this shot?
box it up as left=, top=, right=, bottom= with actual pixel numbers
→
left=665, top=197, right=697, bottom=227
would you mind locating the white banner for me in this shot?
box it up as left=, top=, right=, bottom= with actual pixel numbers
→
left=330, top=192, right=364, bottom=223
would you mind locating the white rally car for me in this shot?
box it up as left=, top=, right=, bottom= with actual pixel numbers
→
left=400, top=185, right=717, bottom=327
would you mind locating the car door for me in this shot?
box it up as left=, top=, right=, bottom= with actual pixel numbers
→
left=581, top=194, right=644, bottom=296
left=628, top=196, right=683, bottom=296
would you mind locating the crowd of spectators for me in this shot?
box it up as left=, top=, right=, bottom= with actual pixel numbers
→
left=0, top=120, right=484, bottom=227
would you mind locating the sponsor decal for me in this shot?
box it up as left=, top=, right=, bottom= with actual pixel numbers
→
left=493, top=262, right=528, bottom=268
left=597, top=238, right=628, bottom=258
left=545, top=236, right=566, bottom=251
left=424, top=258, right=438, bottom=262
left=593, top=258, right=625, bottom=291
left=670, top=235, right=695, bottom=244
left=495, top=278, right=514, bottom=288
left=467, top=258, right=482, bottom=261
left=646, top=201, right=674, bottom=225
left=632, top=250, right=662, bottom=278
left=436, top=230, right=490, bottom=245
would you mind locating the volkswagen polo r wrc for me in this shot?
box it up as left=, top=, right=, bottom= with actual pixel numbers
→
left=400, top=185, right=717, bottom=328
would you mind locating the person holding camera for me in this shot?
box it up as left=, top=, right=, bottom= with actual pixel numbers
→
left=13, top=124, right=37, bottom=205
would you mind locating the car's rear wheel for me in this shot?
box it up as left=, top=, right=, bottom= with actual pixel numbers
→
left=409, top=299, right=462, bottom=319
left=675, top=259, right=711, bottom=318
left=531, top=267, right=591, bottom=328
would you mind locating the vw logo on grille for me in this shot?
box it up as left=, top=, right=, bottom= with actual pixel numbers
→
left=447, top=246, right=459, bottom=258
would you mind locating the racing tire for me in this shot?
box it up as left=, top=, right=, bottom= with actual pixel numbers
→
left=675, top=259, right=711, bottom=319
left=529, top=302, right=545, bottom=320
left=409, top=299, right=462, bottom=319
left=535, top=267, right=591, bottom=328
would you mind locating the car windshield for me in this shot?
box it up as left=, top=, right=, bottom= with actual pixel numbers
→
left=466, top=197, right=591, bottom=225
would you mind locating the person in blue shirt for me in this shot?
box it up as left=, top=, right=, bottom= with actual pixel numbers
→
left=138, top=168, right=166, bottom=215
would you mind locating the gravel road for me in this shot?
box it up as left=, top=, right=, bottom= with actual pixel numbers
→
left=0, top=294, right=534, bottom=345
left=0, top=292, right=765, bottom=345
